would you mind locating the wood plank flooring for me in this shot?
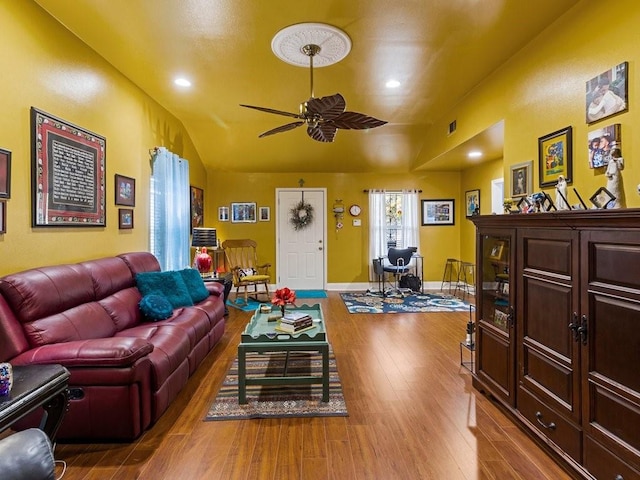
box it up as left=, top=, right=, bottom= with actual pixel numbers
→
left=54, top=292, right=575, bottom=479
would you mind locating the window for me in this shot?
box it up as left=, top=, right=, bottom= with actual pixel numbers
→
left=368, top=190, right=420, bottom=274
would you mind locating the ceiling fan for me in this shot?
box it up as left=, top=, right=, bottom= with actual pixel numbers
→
left=240, top=44, right=387, bottom=143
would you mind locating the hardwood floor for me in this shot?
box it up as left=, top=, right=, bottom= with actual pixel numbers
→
left=54, top=292, right=574, bottom=479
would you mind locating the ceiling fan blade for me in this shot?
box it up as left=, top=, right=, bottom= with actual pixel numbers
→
left=240, top=104, right=302, bottom=119
left=330, top=111, right=387, bottom=130
left=306, top=93, right=346, bottom=120
left=258, top=121, right=305, bottom=138
left=307, top=124, right=337, bottom=143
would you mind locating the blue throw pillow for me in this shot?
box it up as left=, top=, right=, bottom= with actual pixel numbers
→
left=139, top=294, right=173, bottom=321
left=136, top=271, right=194, bottom=308
left=178, top=268, right=210, bottom=303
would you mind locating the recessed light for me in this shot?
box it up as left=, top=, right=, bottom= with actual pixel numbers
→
left=174, top=78, right=192, bottom=87
left=385, top=79, right=401, bottom=88
left=468, top=151, right=483, bottom=158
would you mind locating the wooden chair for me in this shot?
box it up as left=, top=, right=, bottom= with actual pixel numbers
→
left=222, top=239, right=271, bottom=304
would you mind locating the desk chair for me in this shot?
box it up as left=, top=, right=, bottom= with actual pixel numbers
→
left=383, top=247, right=416, bottom=297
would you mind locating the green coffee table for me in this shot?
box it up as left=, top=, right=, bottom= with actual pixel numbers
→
left=237, top=304, right=329, bottom=404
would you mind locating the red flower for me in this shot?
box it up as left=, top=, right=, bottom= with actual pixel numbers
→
left=271, top=287, right=296, bottom=307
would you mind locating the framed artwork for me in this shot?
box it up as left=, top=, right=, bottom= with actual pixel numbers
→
left=517, top=196, right=532, bottom=213
left=231, top=202, right=256, bottom=223
left=0, top=202, right=5, bottom=233
left=586, top=62, right=628, bottom=124
left=589, top=187, right=616, bottom=209
left=0, top=148, right=11, bottom=199
left=190, top=186, right=204, bottom=231
left=489, top=241, right=505, bottom=261
left=118, top=208, right=134, bottom=229
left=509, top=161, right=532, bottom=198
left=587, top=123, right=620, bottom=169
left=218, top=206, right=229, bottom=222
left=259, top=206, right=270, bottom=221
left=421, top=199, right=455, bottom=226
left=538, top=126, right=572, bottom=188
left=31, top=108, right=106, bottom=227
left=114, top=174, right=135, bottom=206
left=464, top=189, right=480, bottom=217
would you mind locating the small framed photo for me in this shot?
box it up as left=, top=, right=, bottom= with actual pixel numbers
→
left=509, top=161, right=532, bottom=198
left=218, top=206, right=229, bottom=222
left=421, top=199, right=454, bottom=226
left=589, top=187, right=616, bottom=209
left=0, top=148, right=11, bottom=199
left=489, top=241, right=505, bottom=261
left=259, top=206, right=270, bottom=221
left=190, top=186, right=204, bottom=230
left=517, top=196, right=532, bottom=213
left=0, top=201, right=5, bottom=233
left=464, top=189, right=480, bottom=217
left=118, top=208, right=134, bottom=229
left=231, top=202, right=256, bottom=223
left=586, top=62, right=628, bottom=124
left=539, top=126, right=573, bottom=187
left=114, top=174, right=135, bottom=206
left=494, top=309, right=509, bottom=328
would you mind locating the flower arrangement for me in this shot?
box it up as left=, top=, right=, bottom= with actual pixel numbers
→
left=271, top=287, right=296, bottom=316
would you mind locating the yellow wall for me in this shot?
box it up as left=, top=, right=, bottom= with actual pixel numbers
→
left=209, top=172, right=461, bottom=284
left=0, top=1, right=205, bottom=275
left=3, top=0, right=640, bottom=284
left=416, top=0, right=640, bottom=207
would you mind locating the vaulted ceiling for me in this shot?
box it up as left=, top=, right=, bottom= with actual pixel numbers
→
left=34, top=0, right=579, bottom=173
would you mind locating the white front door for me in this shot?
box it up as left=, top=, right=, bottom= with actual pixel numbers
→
left=276, top=189, right=326, bottom=290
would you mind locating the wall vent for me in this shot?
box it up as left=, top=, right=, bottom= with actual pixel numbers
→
left=448, top=120, right=457, bottom=135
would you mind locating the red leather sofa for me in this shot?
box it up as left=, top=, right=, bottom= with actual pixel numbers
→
left=0, top=252, right=226, bottom=441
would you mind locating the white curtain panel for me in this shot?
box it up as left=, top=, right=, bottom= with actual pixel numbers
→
left=368, top=190, right=387, bottom=280
left=150, top=147, right=190, bottom=271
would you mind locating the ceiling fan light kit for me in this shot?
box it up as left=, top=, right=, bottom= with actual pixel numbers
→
left=240, top=22, right=386, bottom=143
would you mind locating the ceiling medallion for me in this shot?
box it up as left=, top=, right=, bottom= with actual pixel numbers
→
left=271, top=22, right=352, bottom=67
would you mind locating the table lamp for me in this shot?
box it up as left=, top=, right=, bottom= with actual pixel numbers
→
left=191, top=227, right=217, bottom=277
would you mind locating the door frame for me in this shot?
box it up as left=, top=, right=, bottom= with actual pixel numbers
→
left=275, top=188, right=327, bottom=290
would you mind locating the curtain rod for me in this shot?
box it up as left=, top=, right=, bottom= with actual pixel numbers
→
left=363, top=189, right=422, bottom=193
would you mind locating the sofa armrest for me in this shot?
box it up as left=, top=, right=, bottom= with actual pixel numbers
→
left=11, top=337, right=153, bottom=368
left=0, top=429, right=54, bottom=480
left=205, top=281, right=224, bottom=296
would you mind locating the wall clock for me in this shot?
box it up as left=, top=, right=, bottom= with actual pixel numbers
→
left=349, top=204, right=361, bottom=217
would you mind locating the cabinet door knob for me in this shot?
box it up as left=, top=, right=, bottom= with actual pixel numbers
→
left=569, top=313, right=580, bottom=342
left=578, top=315, right=588, bottom=345
left=535, top=411, right=556, bottom=430
left=614, top=475, right=624, bottom=480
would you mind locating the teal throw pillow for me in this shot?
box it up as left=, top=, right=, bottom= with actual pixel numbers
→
left=136, top=271, right=194, bottom=308
left=139, top=294, right=173, bottom=321
left=178, top=268, right=210, bottom=303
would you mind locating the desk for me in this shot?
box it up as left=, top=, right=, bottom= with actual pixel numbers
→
left=0, top=364, right=70, bottom=442
left=373, top=254, right=424, bottom=294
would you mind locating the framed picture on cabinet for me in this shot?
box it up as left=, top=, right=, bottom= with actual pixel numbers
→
left=509, top=161, right=532, bottom=198
left=114, top=174, right=135, bottom=206
left=0, top=148, right=11, bottom=199
left=538, top=126, right=572, bottom=188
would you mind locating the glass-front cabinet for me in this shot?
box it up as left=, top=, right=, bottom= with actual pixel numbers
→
left=474, top=228, right=516, bottom=407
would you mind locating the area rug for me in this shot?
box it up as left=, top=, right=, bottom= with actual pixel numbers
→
left=227, top=290, right=327, bottom=312
left=340, top=291, right=472, bottom=314
left=205, top=350, right=348, bottom=421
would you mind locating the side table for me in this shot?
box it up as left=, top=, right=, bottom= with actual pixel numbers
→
left=204, top=273, right=233, bottom=315
left=0, top=364, right=70, bottom=442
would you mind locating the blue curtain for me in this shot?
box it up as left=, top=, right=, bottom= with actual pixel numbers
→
left=150, top=147, right=190, bottom=271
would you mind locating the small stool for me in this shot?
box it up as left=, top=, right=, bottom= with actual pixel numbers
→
left=441, top=258, right=459, bottom=294
left=455, top=262, right=476, bottom=298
